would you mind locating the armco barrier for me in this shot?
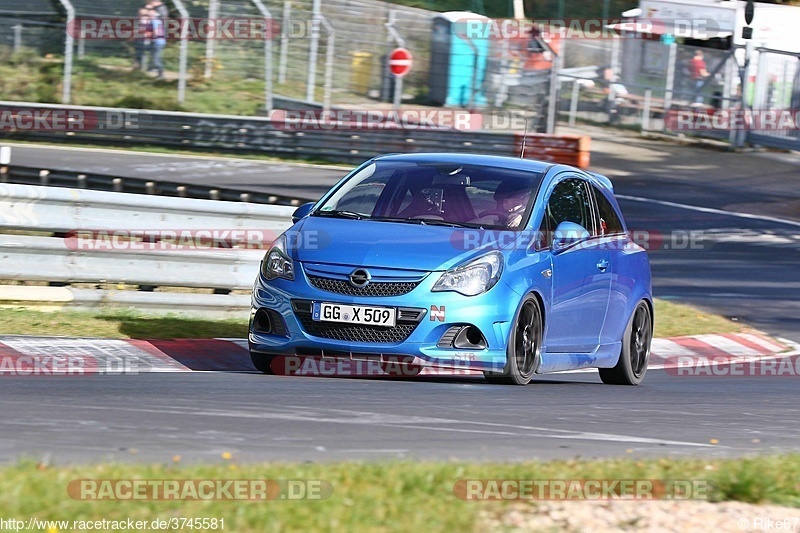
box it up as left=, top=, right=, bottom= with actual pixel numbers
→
left=0, top=101, right=590, bottom=167
left=0, top=164, right=311, bottom=206
left=0, top=183, right=294, bottom=317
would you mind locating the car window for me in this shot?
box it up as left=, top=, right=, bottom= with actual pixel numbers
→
left=543, top=178, right=596, bottom=236
left=592, top=185, right=625, bottom=236
left=335, top=179, right=387, bottom=214
left=315, top=160, right=543, bottom=229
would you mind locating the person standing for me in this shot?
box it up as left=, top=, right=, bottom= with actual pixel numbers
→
left=689, top=50, right=710, bottom=105
left=150, top=0, right=169, bottom=20
left=133, top=7, right=153, bottom=71
left=147, top=2, right=167, bottom=79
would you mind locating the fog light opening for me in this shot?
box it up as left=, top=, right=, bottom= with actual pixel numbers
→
left=453, top=326, right=487, bottom=350
left=253, top=308, right=273, bottom=334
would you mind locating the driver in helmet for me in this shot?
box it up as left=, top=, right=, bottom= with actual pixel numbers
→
left=493, top=179, right=532, bottom=229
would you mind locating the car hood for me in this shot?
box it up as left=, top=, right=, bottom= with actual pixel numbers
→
left=290, top=216, right=520, bottom=272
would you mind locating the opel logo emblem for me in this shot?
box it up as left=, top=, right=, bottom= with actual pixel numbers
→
left=349, top=268, right=371, bottom=288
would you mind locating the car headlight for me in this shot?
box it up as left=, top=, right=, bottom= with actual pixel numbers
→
left=432, top=251, right=504, bottom=296
left=261, top=233, right=295, bottom=281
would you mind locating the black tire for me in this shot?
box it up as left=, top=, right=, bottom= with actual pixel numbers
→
left=599, top=301, right=652, bottom=386
left=250, top=351, right=276, bottom=374
left=483, top=295, right=543, bottom=386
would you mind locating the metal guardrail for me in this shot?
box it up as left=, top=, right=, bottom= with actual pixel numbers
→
left=0, top=164, right=312, bottom=206
left=0, top=101, right=524, bottom=164
left=0, top=183, right=294, bottom=316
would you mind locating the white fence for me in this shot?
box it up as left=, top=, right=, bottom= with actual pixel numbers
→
left=0, top=182, right=295, bottom=317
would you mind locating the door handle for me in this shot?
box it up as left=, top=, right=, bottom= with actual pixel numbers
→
left=597, top=259, right=609, bottom=272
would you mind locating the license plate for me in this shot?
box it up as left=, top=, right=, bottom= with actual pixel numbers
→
left=313, top=302, right=396, bottom=327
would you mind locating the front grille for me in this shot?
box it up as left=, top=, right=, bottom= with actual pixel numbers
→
left=292, top=300, right=425, bottom=344
left=308, top=275, right=420, bottom=297
left=295, top=314, right=417, bottom=343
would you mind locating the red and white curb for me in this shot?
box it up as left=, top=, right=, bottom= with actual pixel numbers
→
left=649, top=333, right=792, bottom=369
left=0, top=332, right=794, bottom=376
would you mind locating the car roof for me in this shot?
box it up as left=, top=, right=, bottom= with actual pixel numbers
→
left=372, top=153, right=554, bottom=174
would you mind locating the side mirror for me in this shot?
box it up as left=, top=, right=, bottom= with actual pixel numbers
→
left=552, top=221, right=590, bottom=252
left=292, top=202, right=315, bottom=224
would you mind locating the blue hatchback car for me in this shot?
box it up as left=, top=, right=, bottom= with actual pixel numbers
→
left=250, top=153, right=653, bottom=385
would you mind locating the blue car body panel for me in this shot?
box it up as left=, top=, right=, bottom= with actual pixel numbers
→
left=249, top=154, right=652, bottom=374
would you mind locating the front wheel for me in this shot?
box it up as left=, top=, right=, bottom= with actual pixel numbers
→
left=484, top=295, right=543, bottom=385
left=599, top=301, right=652, bottom=386
left=250, top=351, right=276, bottom=374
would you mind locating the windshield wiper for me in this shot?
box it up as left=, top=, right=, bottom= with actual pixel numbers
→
left=314, top=209, right=365, bottom=220
left=370, top=216, right=426, bottom=225
left=371, top=216, right=478, bottom=229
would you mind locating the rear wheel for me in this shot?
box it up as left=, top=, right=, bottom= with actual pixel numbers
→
left=484, top=295, right=543, bottom=385
left=599, top=301, right=652, bottom=385
left=250, top=351, right=276, bottom=374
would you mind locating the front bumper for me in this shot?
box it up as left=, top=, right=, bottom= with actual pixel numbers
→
left=248, top=262, right=521, bottom=372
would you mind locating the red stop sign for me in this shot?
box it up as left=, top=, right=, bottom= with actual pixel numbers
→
left=389, top=48, right=413, bottom=77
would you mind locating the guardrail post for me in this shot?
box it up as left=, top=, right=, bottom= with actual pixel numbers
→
left=278, top=0, right=291, bottom=84
left=319, top=16, right=335, bottom=114
left=642, top=89, right=652, bottom=132
left=177, top=185, right=187, bottom=197
left=146, top=181, right=156, bottom=194
left=113, top=178, right=123, bottom=192
left=240, top=193, right=251, bottom=202
left=664, top=42, right=677, bottom=114
left=386, top=11, right=407, bottom=113
left=568, top=81, right=580, bottom=128
left=169, top=0, right=190, bottom=104
left=204, top=0, right=219, bottom=79
left=77, top=27, right=85, bottom=59
left=306, top=0, right=321, bottom=102
left=209, top=189, right=220, bottom=200
left=546, top=51, right=562, bottom=134
left=39, top=170, right=50, bottom=186
left=77, top=174, right=87, bottom=188
left=57, top=0, right=75, bottom=104
left=13, top=24, right=22, bottom=54
left=251, top=0, right=274, bottom=112
left=752, top=49, right=769, bottom=110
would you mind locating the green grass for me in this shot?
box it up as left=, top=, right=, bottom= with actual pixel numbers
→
left=653, top=299, right=742, bottom=338
left=1, top=455, right=798, bottom=532
left=0, top=49, right=323, bottom=116
left=0, top=308, right=246, bottom=339
left=0, top=298, right=743, bottom=340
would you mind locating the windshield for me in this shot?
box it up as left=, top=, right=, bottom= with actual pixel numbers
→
left=314, top=160, right=543, bottom=230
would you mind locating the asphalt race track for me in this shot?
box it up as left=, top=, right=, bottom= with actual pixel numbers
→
left=1, top=134, right=798, bottom=464
left=1, top=367, right=799, bottom=463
